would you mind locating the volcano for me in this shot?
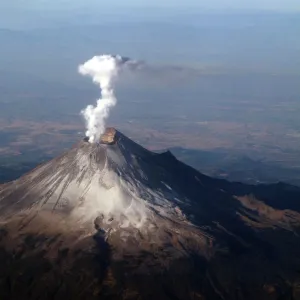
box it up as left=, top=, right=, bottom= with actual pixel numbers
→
left=0, top=128, right=300, bottom=300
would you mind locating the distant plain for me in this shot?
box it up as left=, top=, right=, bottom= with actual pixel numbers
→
left=0, top=11, right=300, bottom=184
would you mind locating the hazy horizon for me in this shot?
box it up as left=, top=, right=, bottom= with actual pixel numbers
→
left=0, top=2, right=300, bottom=182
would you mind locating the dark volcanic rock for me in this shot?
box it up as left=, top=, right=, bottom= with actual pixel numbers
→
left=0, top=129, right=300, bottom=299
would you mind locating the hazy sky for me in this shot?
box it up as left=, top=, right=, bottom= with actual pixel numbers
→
left=1, top=0, right=300, bottom=12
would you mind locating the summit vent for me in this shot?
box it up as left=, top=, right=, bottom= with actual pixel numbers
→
left=100, top=127, right=118, bottom=145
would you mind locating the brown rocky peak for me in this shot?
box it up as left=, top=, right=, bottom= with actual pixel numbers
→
left=100, top=127, right=118, bottom=145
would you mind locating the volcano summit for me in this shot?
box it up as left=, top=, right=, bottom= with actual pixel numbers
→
left=0, top=128, right=300, bottom=300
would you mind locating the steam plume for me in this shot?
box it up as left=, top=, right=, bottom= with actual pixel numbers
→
left=79, top=54, right=141, bottom=143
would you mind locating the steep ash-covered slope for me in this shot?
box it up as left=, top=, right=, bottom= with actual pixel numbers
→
left=0, top=129, right=300, bottom=300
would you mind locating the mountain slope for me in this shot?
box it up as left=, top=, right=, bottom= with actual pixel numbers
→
left=0, top=129, right=300, bottom=300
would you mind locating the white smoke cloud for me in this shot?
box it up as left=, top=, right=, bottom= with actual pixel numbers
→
left=78, top=54, right=142, bottom=143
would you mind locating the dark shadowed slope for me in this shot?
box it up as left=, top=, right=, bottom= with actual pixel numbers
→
left=0, top=129, right=300, bottom=300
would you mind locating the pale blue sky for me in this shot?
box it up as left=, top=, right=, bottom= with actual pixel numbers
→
left=1, top=0, right=300, bottom=12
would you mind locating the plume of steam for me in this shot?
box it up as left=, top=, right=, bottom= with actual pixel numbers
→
left=78, top=54, right=141, bottom=143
